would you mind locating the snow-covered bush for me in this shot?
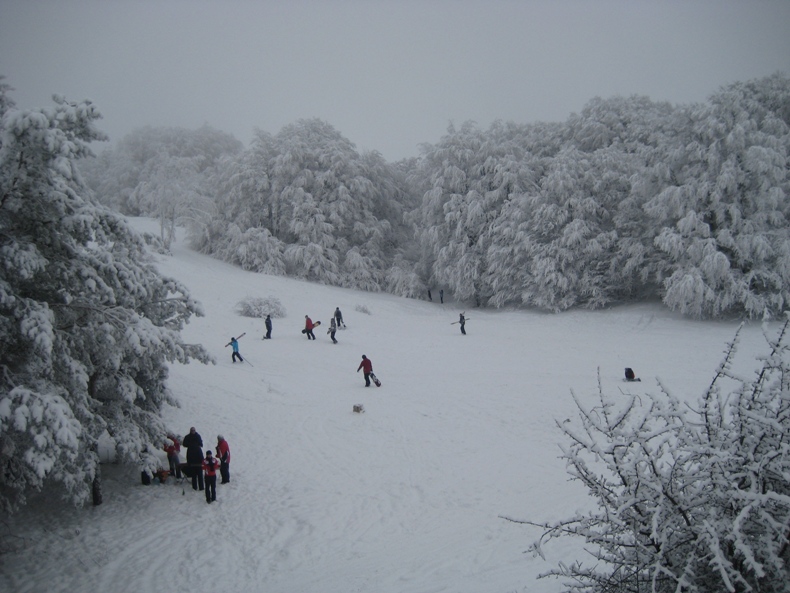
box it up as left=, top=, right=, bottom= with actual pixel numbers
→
left=234, top=296, right=286, bottom=319
left=355, top=304, right=371, bottom=315
left=514, top=320, right=790, bottom=592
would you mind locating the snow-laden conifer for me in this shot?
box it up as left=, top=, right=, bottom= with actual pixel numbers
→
left=0, top=86, right=212, bottom=511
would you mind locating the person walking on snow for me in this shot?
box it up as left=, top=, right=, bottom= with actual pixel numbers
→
left=264, top=314, right=273, bottom=339
left=226, top=334, right=245, bottom=362
left=334, top=307, right=345, bottom=328
left=459, top=312, right=466, bottom=335
left=202, top=450, right=220, bottom=503
left=216, top=435, right=231, bottom=484
left=182, top=426, right=204, bottom=491
left=329, top=316, right=338, bottom=344
left=440, top=289, right=444, bottom=304
left=304, top=315, right=316, bottom=340
left=163, top=433, right=182, bottom=479
left=357, top=354, right=373, bottom=387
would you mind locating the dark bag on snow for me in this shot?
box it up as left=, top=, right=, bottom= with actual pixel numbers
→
left=625, top=368, right=635, bottom=380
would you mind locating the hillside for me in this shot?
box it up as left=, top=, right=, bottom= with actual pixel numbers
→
left=0, top=218, right=777, bottom=593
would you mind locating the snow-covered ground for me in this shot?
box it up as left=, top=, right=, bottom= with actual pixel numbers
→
left=1, top=218, right=780, bottom=593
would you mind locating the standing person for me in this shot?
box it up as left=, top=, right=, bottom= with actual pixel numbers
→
left=202, top=450, right=220, bottom=504
left=334, top=307, right=345, bottom=328
left=428, top=289, right=432, bottom=301
left=357, top=354, right=373, bottom=387
left=304, top=315, right=315, bottom=340
left=182, top=426, right=204, bottom=491
left=440, top=289, right=444, bottom=304
left=225, top=334, right=245, bottom=362
left=329, top=316, right=338, bottom=344
left=459, top=312, right=466, bottom=335
left=163, top=433, right=182, bottom=479
left=216, top=435, right=231, bottom=484
left=264, top=314, right=273, bottom=339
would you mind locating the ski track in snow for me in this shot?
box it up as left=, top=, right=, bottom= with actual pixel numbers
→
left=1, top=218, right=779, bottom=593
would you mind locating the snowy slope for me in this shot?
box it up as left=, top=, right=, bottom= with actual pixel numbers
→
left=0, top=218, right=777, bottom=593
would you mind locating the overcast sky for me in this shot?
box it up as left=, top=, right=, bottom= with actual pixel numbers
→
left=1, top=0, right=789, bottom=162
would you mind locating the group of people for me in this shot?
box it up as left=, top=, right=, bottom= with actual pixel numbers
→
left=164, top=428, right=231, bottom=504
left=303, top=307, right=345, bottom=343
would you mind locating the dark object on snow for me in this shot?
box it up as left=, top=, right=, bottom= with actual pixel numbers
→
left=624, top=368, right=641, bottom=382
left=141, top=470, right=151, bottom=485
left=353, top=404, right=364, bottom=413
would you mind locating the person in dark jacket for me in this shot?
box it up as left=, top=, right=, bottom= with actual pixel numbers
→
left=459, top=312, right=466, bottom=335
left=334, top=307, right=345, bottom=328
left=357, top=354, right=373, bottom=387
left=216, top=435, right=231, bottom=484
left=182, top=426, right=204, bottom=491
left=264, top=314, right=273, bottom=339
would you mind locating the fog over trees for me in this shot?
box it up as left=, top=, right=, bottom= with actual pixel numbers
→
left=81, top=73, right=790, bottom=320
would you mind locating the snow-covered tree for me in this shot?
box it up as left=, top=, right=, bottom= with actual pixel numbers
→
left=646, top=76, right=790, bottom=318
left=0, top=88, right=212, bottom=511
left=512, top=321, right=790, bottom=592
left=80, top=124, right=242, bottom=216
left=200, top=119, right=408, bottom=289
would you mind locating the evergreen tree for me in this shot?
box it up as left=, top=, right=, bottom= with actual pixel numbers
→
left=0, top=87, right=212, bottom=511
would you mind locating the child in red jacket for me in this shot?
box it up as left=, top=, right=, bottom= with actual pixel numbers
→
left=202, top=451, right=220, bottom=504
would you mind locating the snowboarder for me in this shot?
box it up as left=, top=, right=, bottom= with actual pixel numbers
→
left=226, top=334, right=245, bottom=362
left=264, top=314, right=273, bottom=339
left=202, top=450, right=220, bottom=503
left=459, top=312, right=466, bottom=335
left=216, top=435, right=231, bottom=484
left=357, top=354, right=373, bottom=387
left=440, top=289, right=444, bottom=304
left=182, top=426, right=204, bottom=491
left=328, top=316, right=338, bottom=344
left=334, top=307, right=345, bottom=328
left=304, top=315, right=316, bottom=340
left=163, top=433, right=182, bottom=479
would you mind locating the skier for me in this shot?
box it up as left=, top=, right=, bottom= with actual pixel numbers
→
left=264, top=314, right=273, bottom=339
left=202, top=450, right=220, bottom=504
left=459, top=312, right=466, bottom=335
left=357, top=354, right=373, bottom=387
left=182, top=426, right=204, bottom=491
left=216, top=435, right=231, bottom=484
left=226, top=334, right=245, bottom=362
left=163, top=433, right=182, bottom=479
left=334, top=307, right=345, bottom=328
left=329, top=316, right=338, bottom=344
left=304, top=315, right=316, bottom=340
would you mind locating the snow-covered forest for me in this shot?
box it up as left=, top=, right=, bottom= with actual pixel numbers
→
left=2, top=71, right=790, bottom=591
left=80, top=73, right=790, bottom=319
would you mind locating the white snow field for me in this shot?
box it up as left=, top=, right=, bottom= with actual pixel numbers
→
left=1, top=218, right=780, bottom=593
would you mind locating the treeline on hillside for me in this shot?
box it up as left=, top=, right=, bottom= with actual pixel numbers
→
left=82, top=73, right=790, bottom=319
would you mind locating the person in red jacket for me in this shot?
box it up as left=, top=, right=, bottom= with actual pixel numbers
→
left=202, top=450, right=220, bottom=504
left=216, top=435, right=231, bottom=484
left=304, top=315, right=316, bottom=340
left=163, top=433, right=182, bottom=479
left=357, top=354, right=373, bottom=387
